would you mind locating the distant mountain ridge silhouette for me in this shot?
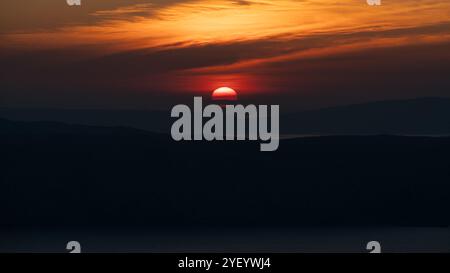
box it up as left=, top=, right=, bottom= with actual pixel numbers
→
left=1, top=97, right=450, bottom=135
left=0, top=108, right=170, bottom=133
left=283, top=97, right=450, bottom=135
left=0, top=118, right=162, bottom=137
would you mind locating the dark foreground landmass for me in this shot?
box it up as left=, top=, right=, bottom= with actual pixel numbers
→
left=0, top=118, right=449, bottom=230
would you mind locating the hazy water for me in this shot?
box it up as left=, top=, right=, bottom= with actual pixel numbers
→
left=280, top=134, right=450, bottom=139
left=1, top=227, right=449, bottom=253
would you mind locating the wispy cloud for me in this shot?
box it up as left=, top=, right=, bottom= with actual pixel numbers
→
left=1, top=0, right=450, bottom=107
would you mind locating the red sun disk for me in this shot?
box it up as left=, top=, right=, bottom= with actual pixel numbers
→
left=212, top=87, right=238, bottom=101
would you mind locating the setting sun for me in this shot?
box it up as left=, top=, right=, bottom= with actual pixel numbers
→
left=212, top=87, right=238, bottom=101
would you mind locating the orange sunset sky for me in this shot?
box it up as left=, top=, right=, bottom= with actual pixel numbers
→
left=1, top=0, right=450, bottom=109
